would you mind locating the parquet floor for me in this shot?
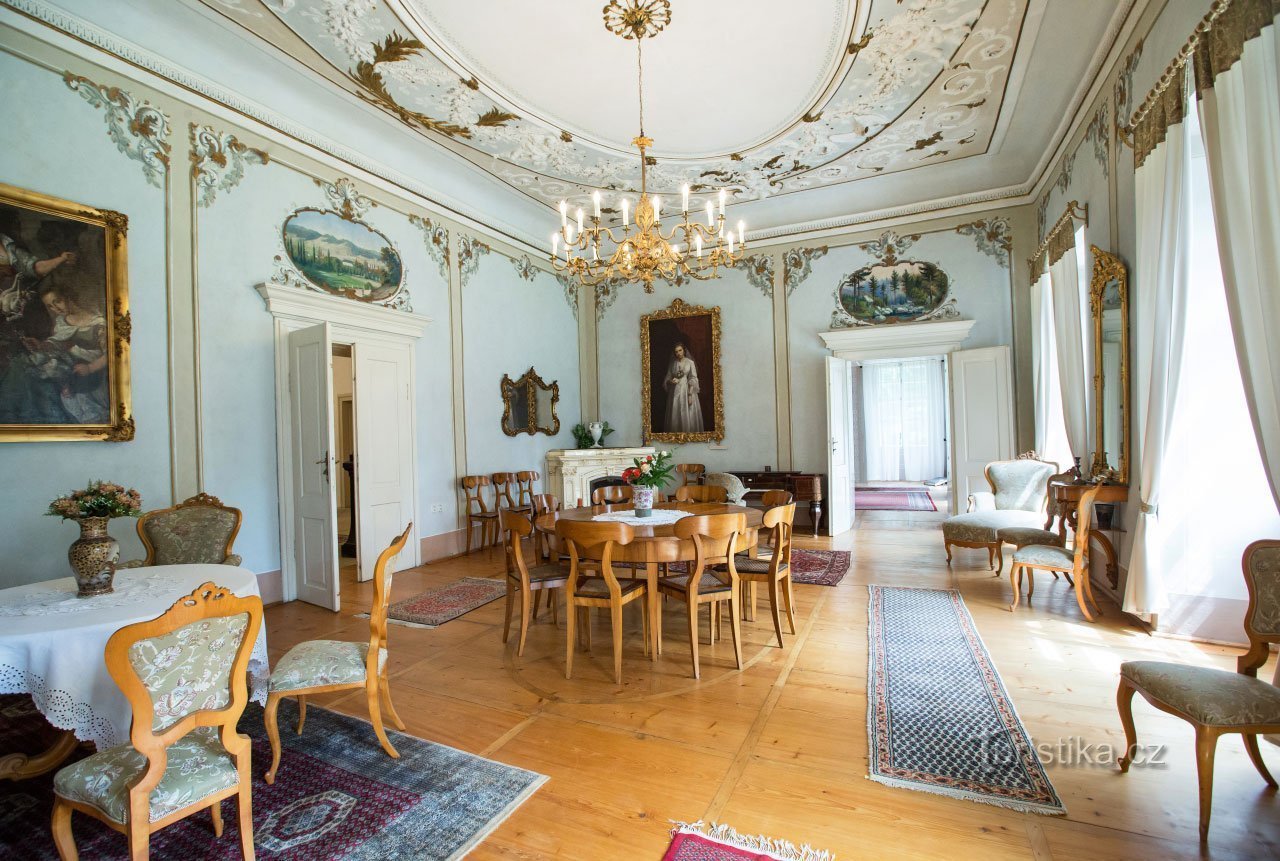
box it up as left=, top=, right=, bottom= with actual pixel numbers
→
left=264, top=503, right=1280, bottom=859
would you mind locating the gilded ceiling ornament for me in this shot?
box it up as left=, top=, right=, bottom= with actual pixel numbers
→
left=1084, top=102, right=1110, bottom=178
left=189, top=123, right=269, bottom=207
left=457, top=235, right=490, bottom=286
left=64, top=72, right=172, bottom=188
left=734, top=255, right=776, bottom=298
left=602, top=0, right=671, bottom=40
left=347, top=34, right=475, bottom=138
left=955, top=218, right=1012, bottom=267
left=857, top=231, right=919, bottom=266
left=783, top=247, right=829, bottom=296
left=315, top=176, right=373, bottom=220
left=407, top=213, right=449, bottom=282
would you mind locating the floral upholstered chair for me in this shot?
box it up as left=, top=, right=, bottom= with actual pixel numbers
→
left=52, top=582, right=263, bottom=861
left=264, top=523, right=412, bottom=784
left=118, top=493, right=243, bottom=569
left=704, top=473, right=747, bottom=505
left=1116, top=540, right=1280, bottom=841
left=941, top=454, right=1058, bottom=574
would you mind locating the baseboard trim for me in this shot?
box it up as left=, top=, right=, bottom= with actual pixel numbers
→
left=420, top=528, right=469, bottom=563
left=256, top=568, right=283, bottom=606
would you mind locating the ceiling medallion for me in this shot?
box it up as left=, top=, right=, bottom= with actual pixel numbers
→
left=551, top=0, right=745, bottom=292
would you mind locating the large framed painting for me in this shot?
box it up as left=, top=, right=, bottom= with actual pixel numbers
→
left=641, top=298, right=724, bottom=444
left=282, top=207, right=403, bottom=303
left=0, top=182, right=132, bottom=442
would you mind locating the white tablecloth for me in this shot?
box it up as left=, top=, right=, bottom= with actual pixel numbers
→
left=0, top=565, right=270, bottom=749
left=591, top=509, right=693, bottom=526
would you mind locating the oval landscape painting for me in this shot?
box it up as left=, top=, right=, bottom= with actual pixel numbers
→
left=838, top=260, right=949, bottom=324
left=283, top=208, right=403, bottom=302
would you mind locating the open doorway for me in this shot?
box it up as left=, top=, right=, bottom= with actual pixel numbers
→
left=331, top=344, right=358, bottom=587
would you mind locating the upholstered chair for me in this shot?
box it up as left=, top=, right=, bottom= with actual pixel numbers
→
left=996, top=470, right=1073, bottom=569
left=704, top=472, right=747, bottom=504
left=117, top=493, right=243, bottom=569
left=52, top=583, right=263, bottom=861
left=264, top=524, right=411, bottom=784
left=657, top=514, right=748, bottom=679
left=502, top=510, right=569, bottom=657
left=1006, top=482, right=1104, bottom=621
left=941, top=455, right=1058, bottom=573
left=1116, top=540, right=1280, bottom=840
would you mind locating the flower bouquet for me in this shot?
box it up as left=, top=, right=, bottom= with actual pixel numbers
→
left=621, top=450, right=675, bottom=517
left=47, top=481, right=143, bottom=597
left=47, top=481, right=143, bottom=521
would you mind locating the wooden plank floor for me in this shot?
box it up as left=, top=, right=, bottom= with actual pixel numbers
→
left=265, top=504, right=1280, bottom=859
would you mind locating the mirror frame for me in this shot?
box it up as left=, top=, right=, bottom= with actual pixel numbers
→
left=501, top=367, right=560, bottom=437
left=1089, top=246, right=1129, bottom=483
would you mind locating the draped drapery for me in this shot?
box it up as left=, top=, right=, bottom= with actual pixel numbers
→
left=1048, top=231, right=1091, bottom=470
left=861, top=358, right=948, bottom=482
left=1031, top=271, right=1073, bottom=471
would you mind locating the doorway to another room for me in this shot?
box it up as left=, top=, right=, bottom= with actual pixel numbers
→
left=332, top=344, right=359, bottom=591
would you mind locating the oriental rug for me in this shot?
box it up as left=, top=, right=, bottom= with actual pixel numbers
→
left=0, top=696, right=546, bottom=860
left=866, top=586, right=1065, bottom=814
left=363, top=577, right=506, bottom=628
left=668, top=550, right=850, bottom=587
left=662, top=821, right=833, bottom=861
left=854, top=488, right=938, bottom=512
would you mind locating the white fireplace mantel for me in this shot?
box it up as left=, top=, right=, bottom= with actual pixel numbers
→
left=546, top=447, right=655, bottom=507
left=818, top=319, right=977, bottom=361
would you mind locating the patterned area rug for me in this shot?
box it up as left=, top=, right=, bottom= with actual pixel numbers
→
left=0, top=696, right=545, bottom=859
left=662, top=821, right=833, bottom=860
left=373, top=577, right=506, bottom=628
left=669, top=550, right=850, bottom=587
left=854, top=488, right=937, bottom=511
left=866, top=586, right=1065, bottom=814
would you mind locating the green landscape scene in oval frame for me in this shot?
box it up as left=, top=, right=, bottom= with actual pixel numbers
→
left=283, top=208, right=403, bottom=302
left=838, top=260, right=949, bottom=324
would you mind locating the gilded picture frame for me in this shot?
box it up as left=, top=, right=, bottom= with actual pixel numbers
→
left=641, top=298, right=725, bottom=443
left=1089, top=246, right=1129, bottom=483
left=500, top=367, right=560, bottom=437
left=0, top=182, right=132, bottom=442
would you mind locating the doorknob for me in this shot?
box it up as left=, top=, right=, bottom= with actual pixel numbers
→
left=316, top=450, right=330, bottom=481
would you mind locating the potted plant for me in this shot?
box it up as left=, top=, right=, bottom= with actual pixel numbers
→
left=621, top=450, right=675, bottom=517
left=47, top=480, right=143, bottom=597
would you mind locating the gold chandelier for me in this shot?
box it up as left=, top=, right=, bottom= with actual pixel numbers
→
left=550, top=0, right=746, bottom=293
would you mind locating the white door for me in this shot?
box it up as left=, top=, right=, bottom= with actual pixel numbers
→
left=353, top=342, right=416, bottom=580
left=949, top=346, right=1015, bottom=515
left=288, top=323, right=339, bottom=610
left=825, top=356, right=856, bottom=536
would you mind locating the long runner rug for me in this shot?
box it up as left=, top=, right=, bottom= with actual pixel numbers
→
left=866, top=586, right=1065, bottom=814
left=854, top=488, right=937, bottom=512
left=0, top=696, right=546, bottom=859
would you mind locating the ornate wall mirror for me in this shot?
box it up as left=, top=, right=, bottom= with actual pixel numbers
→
left=501, top=367, right=560, bottom=436
left=1089, top=247, right=1129, bottom=483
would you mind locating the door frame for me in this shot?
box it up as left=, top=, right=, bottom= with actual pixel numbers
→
left=258, top=284, right=431, bottom=604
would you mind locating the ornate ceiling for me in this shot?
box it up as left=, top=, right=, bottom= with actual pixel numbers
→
left=200, top=0, right=1032, bottom=216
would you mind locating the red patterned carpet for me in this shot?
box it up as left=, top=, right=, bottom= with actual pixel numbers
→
left=383, top=576, right=506, bottom=627
left=854, top=488, right=938, bottom=512
left=662, top=822, right=832, bottom=860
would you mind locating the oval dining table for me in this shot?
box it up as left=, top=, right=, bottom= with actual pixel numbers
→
left=534, top=501, right=763, bottom=660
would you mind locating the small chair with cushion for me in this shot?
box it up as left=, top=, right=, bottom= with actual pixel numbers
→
left=676, top=484, right=728, bottom=504
left=704, top=472, right=747, bottom=505
left=264, top=523, right=411, bottom=784
left=1116, top=539, right=1280, bottom=840
left=1007, top=482, right=1104, bottom=621
left=658, top=513, right=747, bottom=679
left=997, top=469, right=1074, bottom=581
left=502, top=510, right=569, bottom=656
left=734, top=503, right=797, bottom=647
left=52, top=582, right=263, bottom=861
left=675, top=463, right=706, bottom=486
left=942, top=454, right=1058, bottom=573
left=117, top=493, right=242, bottom=569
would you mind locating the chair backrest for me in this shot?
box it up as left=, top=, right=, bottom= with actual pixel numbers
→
left=461, top=475, right=492, bottom=514
left=492, top=472, right=519, bottom=508
left=761, top=489, right=794, bottom=507
left=1240, top=539, right=1280, bottom=675
left=675, top=463, right=706, bottom=486
left=986, top=456, right=1058, bottom=513
left=1068, top=483, right=1104, bottom=571
left=502, top=509, right=534, bottom=581
left=762, top=503, right=797, bottom=573
left=531, top=493, right=561, bottom=518
left=516, top=471, right=540, bottom=507
left=107, top=582, right=263, bottom=753
left=674, top=513, right=747, bottom=591
left=676, top=484, right=728, bottom=504
left=556, top=519, right=635, bottom=596
left=593, top=484, right=633, bottom=505
left=367, top=523, right=413, bottom=666
left=136, top=493, right=242, bottom=566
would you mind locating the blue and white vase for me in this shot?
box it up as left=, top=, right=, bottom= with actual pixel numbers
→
left=633, top=486, right=654, bottom=517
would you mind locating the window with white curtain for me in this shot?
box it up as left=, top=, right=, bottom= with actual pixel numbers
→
left=861, top=357, right=948, bottom=482
left=1031, top=271, right=1074, bottom=472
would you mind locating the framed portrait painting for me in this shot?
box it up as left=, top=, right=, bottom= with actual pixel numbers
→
left=641, top=298, right=724, bottom=443
left=0, top=182, right=132, bottom=441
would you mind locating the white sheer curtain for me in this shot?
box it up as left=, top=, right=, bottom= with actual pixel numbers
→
left=1196, top=15, right=1280, bottom=512
left=1124, top=70, right=1196, bottom=618
left=1031, top=271, right=1073, bottom=471
left=861, top=358, right=948, bottom=482
left=1048, top=232, right=1092, bottom=471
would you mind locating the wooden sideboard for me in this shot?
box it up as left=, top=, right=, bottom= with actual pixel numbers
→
left=732, top=470, right=824, bottom=536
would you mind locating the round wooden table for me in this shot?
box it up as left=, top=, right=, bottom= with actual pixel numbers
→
left=534, top=501, right=763, bottom=660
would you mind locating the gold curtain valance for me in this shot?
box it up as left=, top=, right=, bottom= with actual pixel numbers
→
left=1131, top=0, right=1280, bottom=168
left=1028, top=201, right=1088, bottom=277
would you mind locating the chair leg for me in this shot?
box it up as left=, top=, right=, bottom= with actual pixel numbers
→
left=1116, top=679, right=1139, bottom=772
left=295, top=695, right=307, bottom=735
left=380, top=670, right=406, bottom=730
left=264, top=693, right=284, bottom=785
left=211, top=801, right=224, bottom=837
left=517, top=585, right=533, bottom=657
left=1194, top=726, right=1221, bottom=841
left=1008, top=564, right=1022, bottom=612
left=51, top=798, right=77, bottom=861
left=987, top=544, right=996, bottom=571
left=1243, top=734, right=1278, bottom=788
left=944, top=540, right=953, bottom=565
left=236, top=786, right=255, bottom=861
left=1083, top=571, right=1104, bottom=616
left=728, top=586, right=744, bottom=670
left=687, top=600, right=701, bottom=680
left=993, top=543, right=1004, bottom=577
left=610, top=601, right=624, bottom=686
left=366, top=678, right=400, bottom=759
left=564, top=598, right=575, bottom=679
left=1072, top=568, right=1096, bottom=622
left=502, top=580, right=514, bottom=644
left=550, top=587, right=559, bottom=626
left=640, top=595, right=650, bottom=658
left=767, top=578, right=785, bottom=648
left=465, top=518, right=473, bottom=554
left=127, top=824, right=149, bottom=861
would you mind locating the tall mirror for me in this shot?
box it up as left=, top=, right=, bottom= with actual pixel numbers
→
left=1089, top=247, right=1129, bottom=483
left=501, top=367, right=560, bottom=436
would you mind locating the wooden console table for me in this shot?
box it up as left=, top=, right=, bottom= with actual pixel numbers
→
left=733, top=470, right=824, bottom=536
left=1050, top=481, right=1128, bottom=588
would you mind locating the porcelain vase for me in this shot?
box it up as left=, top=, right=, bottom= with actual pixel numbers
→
left=633, top=486, right=654, bottom=517
left=68, top=516, right=119, bottom=597
left=588, top=421, right=604, bottom=448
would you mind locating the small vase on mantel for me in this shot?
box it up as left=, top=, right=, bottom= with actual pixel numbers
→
left=632, top=486, right=655, bottom=517
left=68, top=516, right=120, bottom=597
left=588, top=421, right=604, bottom=448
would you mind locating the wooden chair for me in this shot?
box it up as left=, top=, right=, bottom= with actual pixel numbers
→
left=734, top=503, right=797, bottom=647
left=1117, top=539, right=1280, bottom=840
left=117, top=493, right=243, bottom=568
left=760, top=489, right=794, bottom=507
left=1007, top=483, right=1104, bottom=620
left=264, top=523, right=411, bottom=784
left=675, top=463, right=706, bottom=486
left=556, top=520, right=649, bottom=684
left=502, top=510, right=570, bottom=656
left=592, top=484, right=633, bottom=505
left=515, top=470, right=540, bottom=512
left=676, top=484, right=728, bottom=504
left=658, top=514, right=747, bottom=679
left=461, top=476, right=499, bottom=552
left=530, top=492, right=561, bottom=562
left=51, top=582, right=263, bottom=861
left=492, top=472, right=529, bottom=515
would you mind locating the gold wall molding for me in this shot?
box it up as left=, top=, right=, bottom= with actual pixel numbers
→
left=457, top=235, right=491, bottom=287
left=955, top=218, right=1012, bottom=267
left=408, top=213, right=449, bottom=282
left=189, top=123, right=268, bottom=207
left=63, top=71, right=171, bottom=188
left=782, top=246, right=829, bottom=296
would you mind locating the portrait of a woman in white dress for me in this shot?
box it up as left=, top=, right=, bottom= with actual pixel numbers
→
left=662, top=342, right=704, bottom=433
